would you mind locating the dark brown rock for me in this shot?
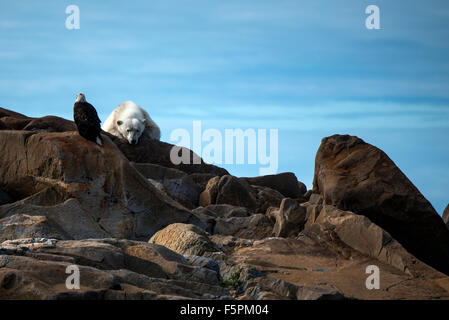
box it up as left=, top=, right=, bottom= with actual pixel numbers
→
left=0, top=107, right=28, bottom=119
left=189, top=173, right=216, bottom=191
left=269, top=198, right=307, bottom=238
left=443, top=204, right=449, bottom=227
left=240, top=172, right=301, bottom=198
left=313, top=134, right=449, bottom=275
left=252, top=185, right=284, bottom=214
left=200, top=175, right=258, bottom=211
left=0, top=189, right=12, bottom=205
left=199, top=175, right=284, bottom=213
left=22, top=116, right=76, bottom=132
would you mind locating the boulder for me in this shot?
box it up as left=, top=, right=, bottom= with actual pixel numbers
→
left=313, top=134, right=449, bottom=275
left=199, top=175, right=283, bottom=213
left=268, top=198, right=307, bottom=238
left=200, top=175, right=258, bottom=211
left=240, top=172, right=302, bottom=198
left=252, top=185, right=284, bottom=214
left=148, top=223, right=220, bottom=256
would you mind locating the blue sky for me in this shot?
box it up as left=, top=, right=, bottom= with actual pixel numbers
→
left=1, top=1, right=448, bottom=214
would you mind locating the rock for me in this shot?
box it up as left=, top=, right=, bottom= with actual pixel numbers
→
left=184, top=255, right=220, bottom=274
left=0, top=214, right=69, bottom=242
left=132, top=163, right=201, bottom=208
left=241, top=277, right=344, bottom=300
left=269, top=198, right=307, bottom=238
left=0, top=116, right=32, bottom=130
left=227, top=237, right=449, bottom=300
left=148, top=223, right=220, bottom=256
left=443, top=204, right=449, bottom=227
left=297, top=182, right=307, bottom=196
left=22, top=116, right=77, bottom=132
left=0, top=108, right=75, bottom=133
left=108, top=133, right=228, bottom=176
left=200, top=175, right=258, bottom=211
left=0, top=238, right=228, bottom=299
left=0, top=130, right=206, bottom=241
left=189, top=173, right=216, bottom=191
left=0, top=189, right=12, bottom=205
left=193, top=204, right=250, bottom=219
left=240, top=172, right=301, bottom=198
left=213, top=214, right=273, bottom=240
left=199, top=177, right=219, bottom=207
left=313, top=134, right=449, bottom=275
left=252, top=185, right=284, bottom=214
left=301, top=203, right=445, bottom=278
left=303, top=190, right=312, bottom=201
left=0, top=107, right=29, bottom=119
left=199, top=175, right=283, bottom=213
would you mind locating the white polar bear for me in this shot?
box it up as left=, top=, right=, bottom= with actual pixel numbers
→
left=102, top=101, right=161, bottom=144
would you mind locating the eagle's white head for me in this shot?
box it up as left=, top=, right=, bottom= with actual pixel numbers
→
left=75, top=93, right=86, bottom=103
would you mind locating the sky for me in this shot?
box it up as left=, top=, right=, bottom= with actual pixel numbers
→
left=1, top=0, right=448, bottom=214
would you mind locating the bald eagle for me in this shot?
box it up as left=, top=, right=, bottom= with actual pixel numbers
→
left=73, top=93, right=103, bottom=146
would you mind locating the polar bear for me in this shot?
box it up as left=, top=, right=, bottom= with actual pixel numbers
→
left=102, top=101, right=161, bottom=144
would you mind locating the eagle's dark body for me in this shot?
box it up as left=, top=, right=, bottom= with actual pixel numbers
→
left=73, top=94, right=102, bottom=145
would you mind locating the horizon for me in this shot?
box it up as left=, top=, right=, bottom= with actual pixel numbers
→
left=1, top=1, right=448, bottom=214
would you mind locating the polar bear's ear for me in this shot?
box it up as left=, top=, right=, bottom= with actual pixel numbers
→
left=117, top=120, right=123, bottom=126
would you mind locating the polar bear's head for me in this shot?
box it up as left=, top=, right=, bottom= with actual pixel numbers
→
left=116, top=118, right=146, bottom=144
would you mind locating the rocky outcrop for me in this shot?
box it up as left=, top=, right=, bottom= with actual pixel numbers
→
left=0, top=238, right=228, bottom=299
left=1, top=108, right=449, bottom=300
left=300, top=201, right=445, bottom=278
left=240, top=172, right=303, bottom=198
left=0, top=129, right=205, bottom=241
left=313, top=134, right=449, bottom=275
